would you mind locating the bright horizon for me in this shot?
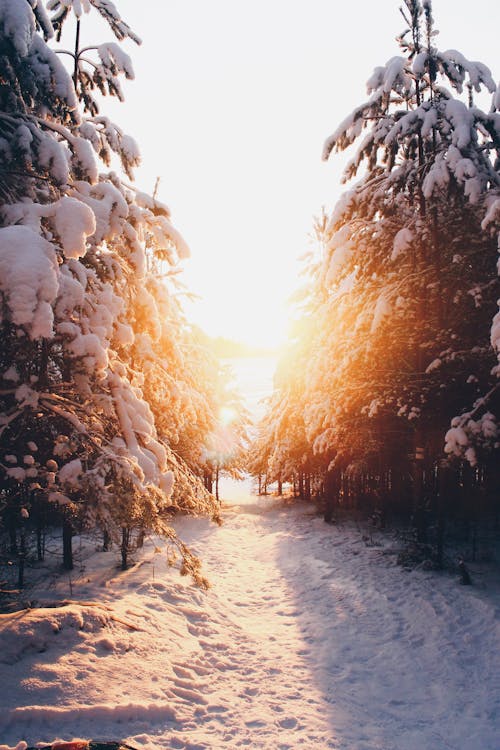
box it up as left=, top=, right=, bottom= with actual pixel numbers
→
left=91, top=0, right=498, bottom=349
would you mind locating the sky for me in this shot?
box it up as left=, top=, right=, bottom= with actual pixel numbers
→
left=84, top=0, right=499, bottom=349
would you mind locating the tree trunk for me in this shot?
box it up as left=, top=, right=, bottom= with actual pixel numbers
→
left=413, top=436, right=427, bottom=543
left=18, top=522, right=26, bottom=589
left=34, top=493, right=45, bottom=561
left=436, top=460, right=448, bottom=569
left=38, top=339, right=50, bottom=387
left=103, top=529, right=111, bottom=551
left=121, top=527, right=130, bottom=570
left=298, top=472, right=304, bottom=500
left=62, top=518, right=73, bottom=570
left=324, top=467, right=340, bottom=523
left=8, top=512, right=17, bottom=554
left=304, top=473, right=311, bottom=502
left=36, top=523, right=44, bottom=561
left=204, top=471, right=213, bottom=494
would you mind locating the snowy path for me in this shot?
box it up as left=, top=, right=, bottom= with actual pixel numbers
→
left=1, top=484, right=499, bottom=750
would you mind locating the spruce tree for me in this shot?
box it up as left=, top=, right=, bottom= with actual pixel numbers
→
left=0, top=0, right=218, bottom=584
left=254, top=0, right=500, bottom=537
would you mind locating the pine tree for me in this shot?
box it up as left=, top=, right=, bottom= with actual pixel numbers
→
left=0, top=0, right=218, bottom=584
left=201, top=358, right=251, bottom=502
left=254, top=0, right=500, bottom=540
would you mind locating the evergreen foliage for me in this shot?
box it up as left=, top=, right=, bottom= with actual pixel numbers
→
left=252, top=0, right=500, bottom=551
left=0, top=0, right=232, bottom=586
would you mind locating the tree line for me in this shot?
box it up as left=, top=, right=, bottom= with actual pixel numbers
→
left=0, top=0, right=248, bottom=593
left=249, top=0, right=500, bottom=566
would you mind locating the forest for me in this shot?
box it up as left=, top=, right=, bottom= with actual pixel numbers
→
left=0, top=2, right=499, bottom=749
left=249, top=1, right=500, bottom=568
left=0, top=0, right=249, bottom=591
left=0, top=0, right=499, bottom=590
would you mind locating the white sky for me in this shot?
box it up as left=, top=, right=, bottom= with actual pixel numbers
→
left=87, top=0, right=499, bottom=348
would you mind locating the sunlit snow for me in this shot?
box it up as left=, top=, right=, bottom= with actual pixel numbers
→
left=1, top=489, right=499, bottom=750
left=1, top=358, right=499, bottom=749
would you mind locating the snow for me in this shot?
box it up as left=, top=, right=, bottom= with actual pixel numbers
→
left=71, top=138, right=99, bottom=184
left=0, top=0, right=35, bottom=57
left=73, top=181, right=128, bottom=245
left=2, top=367, right=19, bottom=383
left=331, top=268, right=358, bottom=300
left=0, top=486, right=499, bottom=750
left=381, top=56, right=410, bottom=93
left=58, top=458, right=83, bottom=486
left=391, top=227, right=413, bottom=261
left=425, top=358, right=442, bottom=374
left=412, top=51, right=428, bottom=77
left=323, top=226, right=354, bottom=286
left=481, top=197, right=500, bottom=232
left=97, top=42, right=135, bottom=79
left=445, top=411, right=498, bottom=465
left=440, top=50, right=496, bottom=94
left=493, top=84, right=500, bottom=113
left=119, top=134, right=141, bottom=164
left=47, top=490, right=72, bottom=506
left=159, top=470, right=175, bottom=499
left=107, top=372, right=171, bottom=487
left=29, top=34, right=78, bottom=111
left=67, top=331, right=108, bottom=372
left=421, top=106, right=438, bottom=138
left=0, top=225, right=59, bottom=339
left=53, top=197, right=96, bottom=259
left=49, top=0, right=93, bottom=18
left=446, top=100, right=474, bottom=150
left=492, top=306, right=500, bottom=352
left=370, top=294, right=391, bottom=333
left=14, top=384, right=40, bottom=409
left=149, top=215, right=191, bottom=261
left=32, top=1, right=54, bottom=42
left=5, top=467, right=26, bottom=481
left=365, top=57, right=412, bottom=97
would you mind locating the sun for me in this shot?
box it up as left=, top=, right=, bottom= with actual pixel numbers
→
left=219, top=406, right=237, bottom=426
left=182, top=287, right=291, bottom=351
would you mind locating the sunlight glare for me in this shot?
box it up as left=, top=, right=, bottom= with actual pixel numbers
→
left=219, top=405, right=237, bottom=426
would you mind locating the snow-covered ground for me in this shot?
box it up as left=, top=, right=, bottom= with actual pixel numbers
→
left=0, top=481, right=499, bottom=750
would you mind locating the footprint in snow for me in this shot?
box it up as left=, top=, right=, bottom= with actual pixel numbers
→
left=172, top=664, right=194, bottom=679
left=243, top=686, right=259, bottom=696
left=278, top=717, right=298, bottom=729
left=207, top=703, right=229, bottom=712
left=244, top=718, right=267, bottom=727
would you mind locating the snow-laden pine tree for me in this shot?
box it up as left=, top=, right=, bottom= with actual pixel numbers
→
left=202, top=361, right=251, bottom=502
left=247, top=319, right=321, bottom=500
left=0, top=0, right=218, bottom=582
left=319, top=0, right=500, bottom=521
left=254, top=0, right=500, bottom=542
